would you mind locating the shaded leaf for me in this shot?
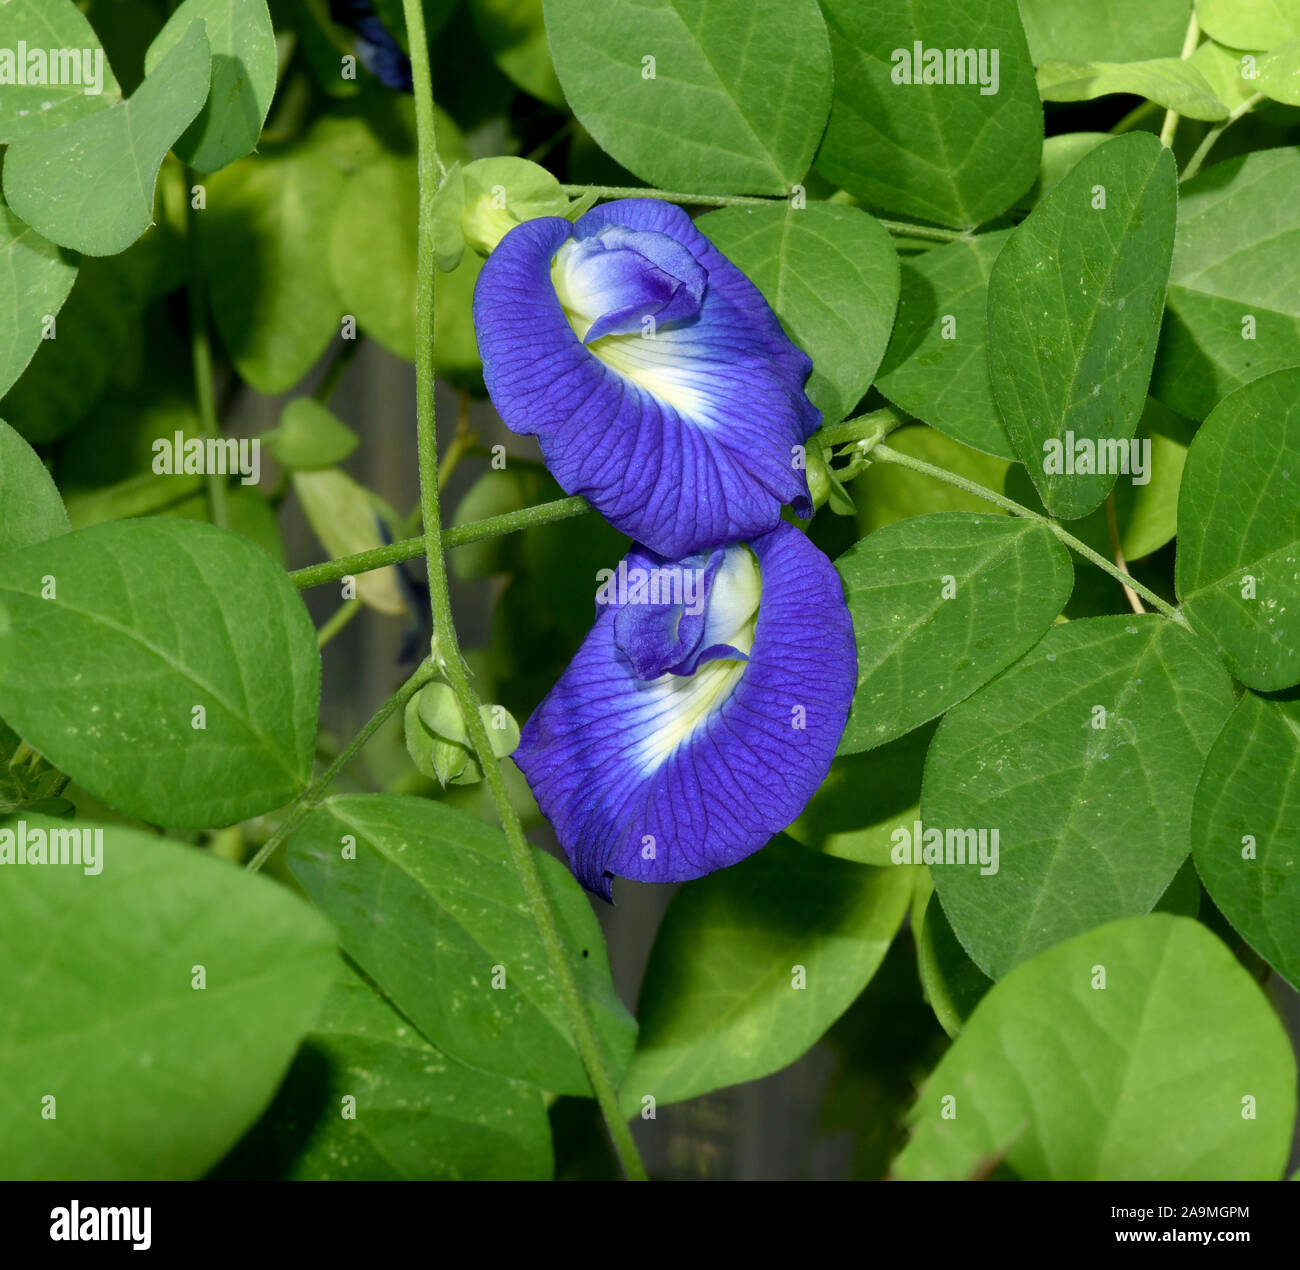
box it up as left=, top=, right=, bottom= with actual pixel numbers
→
left=202, top=149, right=344, bottom=393
left=218, top=960, right=553, bottom=1179
left=875, top=230, right=1015, bottom=459
left=145, top=0, right=277, bottom=173
left=620, top=838, right=912, bottom=1110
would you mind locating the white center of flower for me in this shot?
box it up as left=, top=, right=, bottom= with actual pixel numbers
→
left=550, top=239, right=711, bottom=422
left=632, top=545, right=761, bottom=773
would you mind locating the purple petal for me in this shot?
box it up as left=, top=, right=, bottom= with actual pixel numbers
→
left=513, top=523, right=856, bottom=897
left=473, top=199, right=821, bottom=559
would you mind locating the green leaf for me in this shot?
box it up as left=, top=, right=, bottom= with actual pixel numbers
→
left=1257, top=38, right=1300, bottom=104
left=543, top=0, right=833, bottom=195
left=1195, top=0, right=1300, bottom=50
left=469, top=0, right=564, bottom=107
left=1017, top=0, right=1194, bottom=64
left=1193, top=692, right=1300, bottom=988
left=0, top=235, right=159, bottom=444
left=218, top=960, right=553, bottom=1179
left=836, top=512, right=1073, bottom=753
left=875, top=230, right=1015, bottom=459
left=330, top=153, right=487, bottom=378
left=1015, top=132, right=1111, bottom=210
left=620, top=838, right=912, bottom=1110
left=895, top=914, right=1297, bottom=1179
left=1003, top=396, right=1194, bottom=563
left=450, top=464, right=557, bottom=581
left=0, top=518, right=319, bottom=825
left=0, top=197, right=78, bottom=399
left=2, top=22, right=211, bottom=257
left=0, top=814, right=336, bottom=1180
left=330, top=154, right=418, bottom=360
left=144, top=0, right=277, bottom=173
left=852, top=426, right=1011, bottom=535
left=697, top=204, right=899, bottom=425
left=202, top=150, right=345, bottom=393
left=924, top=616, right=1236, bottom=979
left=52, top=374, right=203, bottom=527
left=1036, top=57, right=1228, bottom=118
left=292, top=469, right=407, bottom=616
left=815, top=0, right=1042, bottom=229
left=1152, top=148, right=1300, bottom=419
left=1189, top=37, right=1264, bottom=106
left=287, top=794, right=636, bottom=1096
left=265, top=398, right=359, bottom=471
left=988, top=132, right=1177, bottom=518
left=0, top=0, right=121, bottom=141
left=443, top=155, right=570, bottom=266
left=1175, top=368, right=1300, bottom=691
left=433, top=252, right=486, bottom=391
left=788, top=721, right=936, bottom=866
left=915, top=886, right=991, bottom=1038
left=0, top=419, right=69, bottom=554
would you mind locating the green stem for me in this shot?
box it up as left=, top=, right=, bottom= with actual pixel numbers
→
left=1180, top=92, right=1265, bottom=182
left=1159, top=13, right=1201, bottom=149
left=870, top=444, right=1188, bottom=625
left=185, top=173, right=228, bottom=529
left=246, top=664, right=434, bottom=874
left=817, top=406, right=908, bottom=450
left=560, top=183, right=968, bottom=242
left=402, top=0, right=646, bottom=1182
left=290, top=410, right=901, bottom=592
left=288, top=494, right=591, bottom=590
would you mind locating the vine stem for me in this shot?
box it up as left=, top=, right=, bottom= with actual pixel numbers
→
left=289, top=494, right=591, bottom=590
left=313, top=433, right=473, bottom=645
left=869, top=443, right=1189, bottom=626
left=246, top=664, right=434, bottom=875
left=290, top=408, right=898, bottom=591
left=401, top=0, right=647, bottom=1181
left=1180, top=92, right=1265, bottom=182
left=559, top=182, right=968, bottom=242
left=184, top=170, right=228, bottom=530
left=1105, top=492, right=1145, bottom=616
left=1159, top=13, right=1201, bottom=149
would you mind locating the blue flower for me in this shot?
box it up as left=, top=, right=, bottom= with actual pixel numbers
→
left=473, top=199, right=821, bottom=559
left=513, top=522, right=855, bottom=898
left=330, top=0, right=413, bottom=92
